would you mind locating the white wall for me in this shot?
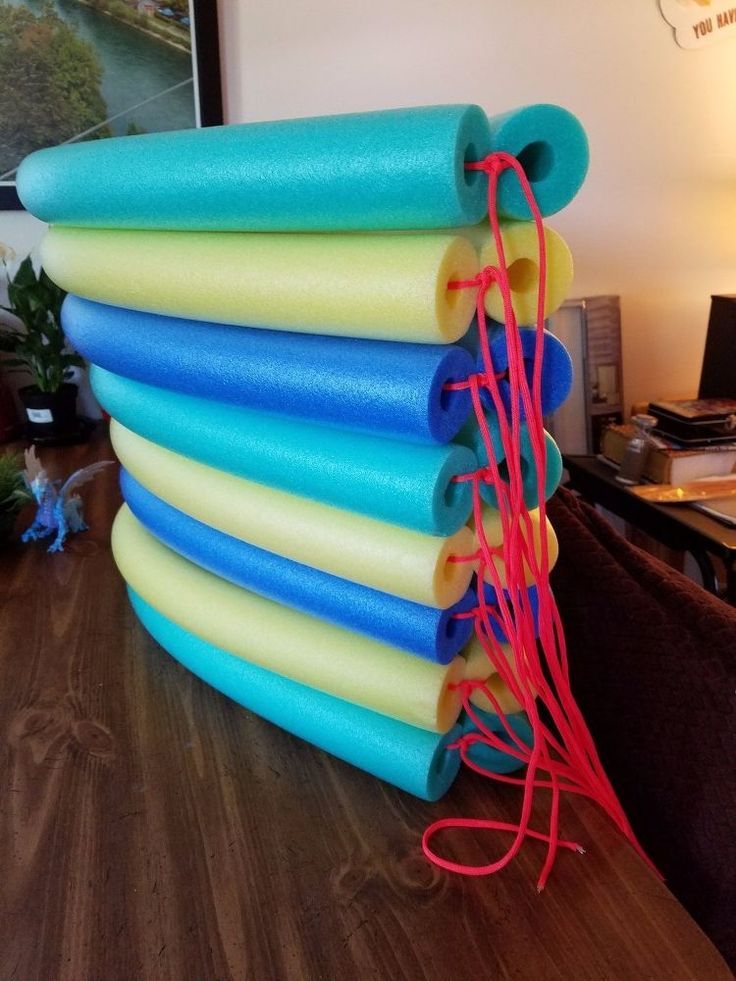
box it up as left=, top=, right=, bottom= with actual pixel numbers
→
left=0, top=212, right=46, bottom=281
left=217, top=0, right=736, bottom=410
left=3, top=0, right=736, bottom=412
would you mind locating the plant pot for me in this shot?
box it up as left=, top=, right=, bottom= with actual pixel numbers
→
left=20, top=383, right=79, bottom=442
left=0, top=374, right=21, bottom=444
left=0, top=509, right=18, bottom=547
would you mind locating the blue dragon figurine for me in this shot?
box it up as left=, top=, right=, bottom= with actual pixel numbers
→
left=21, top=446, right=114, bottom=552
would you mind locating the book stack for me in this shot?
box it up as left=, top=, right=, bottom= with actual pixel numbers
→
left=602, top=423, right=736, bottom=485
left=17, top=103, right=586, bottom=804
left=649, top=397, right=736, bottom=445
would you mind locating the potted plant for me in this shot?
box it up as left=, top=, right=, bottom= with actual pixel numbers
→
left=0, top=244, right=21, bottom=443
left=0, top=451, right=32, bottom=546
left=0, top=256, right=85, bottom=442
left=0, top=371, right=20, bottom=443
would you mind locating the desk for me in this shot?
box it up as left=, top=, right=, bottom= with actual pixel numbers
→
left=0, top=430, right=731, bottom=980
left=564, top=454, right=736, bottom=603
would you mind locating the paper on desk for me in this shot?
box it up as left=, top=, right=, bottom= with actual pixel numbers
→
left=691, top=496, right=736, bottom=527
left=631, top=475, right=736, bottom=503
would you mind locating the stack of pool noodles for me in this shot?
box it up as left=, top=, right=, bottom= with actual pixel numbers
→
left=18, top=104, right=586, bottom=805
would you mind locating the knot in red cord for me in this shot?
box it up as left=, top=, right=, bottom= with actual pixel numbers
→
left=465, top=151, right=517, bottom=179
left=447, top=266, right=497, bottom=293
left=446, top=731, right=486, bottom=753
left=448, top=678, right=474, bottom=695
left=450, top=607, right=480, bottom=622
left=476, top=265, right=498, bottom=292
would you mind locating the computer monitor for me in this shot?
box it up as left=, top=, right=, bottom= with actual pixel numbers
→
left=699, top=295, right=736, bottom=399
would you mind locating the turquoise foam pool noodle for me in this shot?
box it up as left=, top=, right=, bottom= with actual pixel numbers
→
left=461, top=707, right=532, bottom=774
left=487, top=103, right=589, bottom=219
left=91, top=365, right=475, bottom=536
left=18, top=104, right=491, bottom=230
left=61, top=295, right=475, bottom=445
left=455, top=410, right=563, bottom=509
left=18, top=104, right=588, bottom=229
left=129, top=590, right=462, bottom=801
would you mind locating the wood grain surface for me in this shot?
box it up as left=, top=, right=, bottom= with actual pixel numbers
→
left=0, top=429, right=731, bottom=981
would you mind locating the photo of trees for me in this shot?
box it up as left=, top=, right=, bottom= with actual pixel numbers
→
left=0, top=0, right=198, bottom=182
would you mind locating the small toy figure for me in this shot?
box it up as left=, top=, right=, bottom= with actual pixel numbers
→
left=21, top=446, right=113, bottom=552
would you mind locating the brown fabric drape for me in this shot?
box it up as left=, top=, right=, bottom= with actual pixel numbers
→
left=548, top=487, right=736, bottom=967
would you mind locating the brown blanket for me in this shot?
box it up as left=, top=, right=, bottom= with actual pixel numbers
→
left=548, top=487, right=736, bottom=967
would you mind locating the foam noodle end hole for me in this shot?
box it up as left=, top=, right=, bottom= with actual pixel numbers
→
left=516, top=141, right=554, bottom=183
left=463, top=142, right=483, bottom=188
left=444, top=477, right=465, bottom=511
left=445, top=271, right=466, bottom=309
left=439, top=381, right=457, bottom=412
left=436, top=529, right=475, bottom=606
left=437, top=659, right=466, bottom=731
left=498, top=457, right=530, bottom=484
left=445, top=615, right=459, bottom=641
left=430, top=733, right=461, bottom=794
left=508, top=257, right=538, bottom=293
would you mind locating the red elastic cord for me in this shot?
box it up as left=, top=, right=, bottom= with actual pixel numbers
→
left=425, top=153, right=657, bottom=889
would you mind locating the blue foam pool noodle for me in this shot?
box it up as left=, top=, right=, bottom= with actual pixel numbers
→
left=477, top=581, right=541, bottom=644
left=121, top=469, right=475, bottom=663
left=62, top=295, right=474, bottom=445
left=477, top=324, right=573, bottom=419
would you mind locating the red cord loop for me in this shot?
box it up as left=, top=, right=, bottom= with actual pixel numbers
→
left=447, top=274, right=483, bottom=292
left=452, top=466, right=498, bottom=486
left=422, top=147, right=656, bottom=889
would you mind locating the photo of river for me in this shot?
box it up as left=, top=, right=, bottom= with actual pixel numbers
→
left=0, top=0, right=197, bottom=180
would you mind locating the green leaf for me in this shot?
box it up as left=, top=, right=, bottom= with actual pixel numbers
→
left=1, top=256, right=71, bottom=391
left=13, top=256, right=36, bottom=288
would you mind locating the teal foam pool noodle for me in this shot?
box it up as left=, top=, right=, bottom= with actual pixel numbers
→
left=455, top=409, right=563, bottom=509
left=18, top=104, right=587, bottom=229
left=92, top=365, right=476, bottom=536
left=487, top=104, right=589, bottom=219
left=129, top=589, right=463, bottom=801
left=18, top=105, right=491, bottom=230
left=460, top=706, right=532, bottom=774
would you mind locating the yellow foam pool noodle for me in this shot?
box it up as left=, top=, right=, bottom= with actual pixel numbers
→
left=112, top=506, right=470, bottom=732
left=41, top=226, right=479, bottom=344
left=472, top=503, right=559, bottom=589
left=110, top=422, right=474, bottom=609
left=469, top=673, right=524, bottom=716
left=462, top=220, right=573, bottom=326
left=463, top=635, right=514, bottom=681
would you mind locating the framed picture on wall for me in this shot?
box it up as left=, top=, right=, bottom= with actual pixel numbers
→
left=0, top=0, right=223, bottom=210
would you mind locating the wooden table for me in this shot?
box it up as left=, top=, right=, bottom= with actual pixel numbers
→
left=564, top=454, right=736, bottom=602
left=0, top=429, right=731, bottom=980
